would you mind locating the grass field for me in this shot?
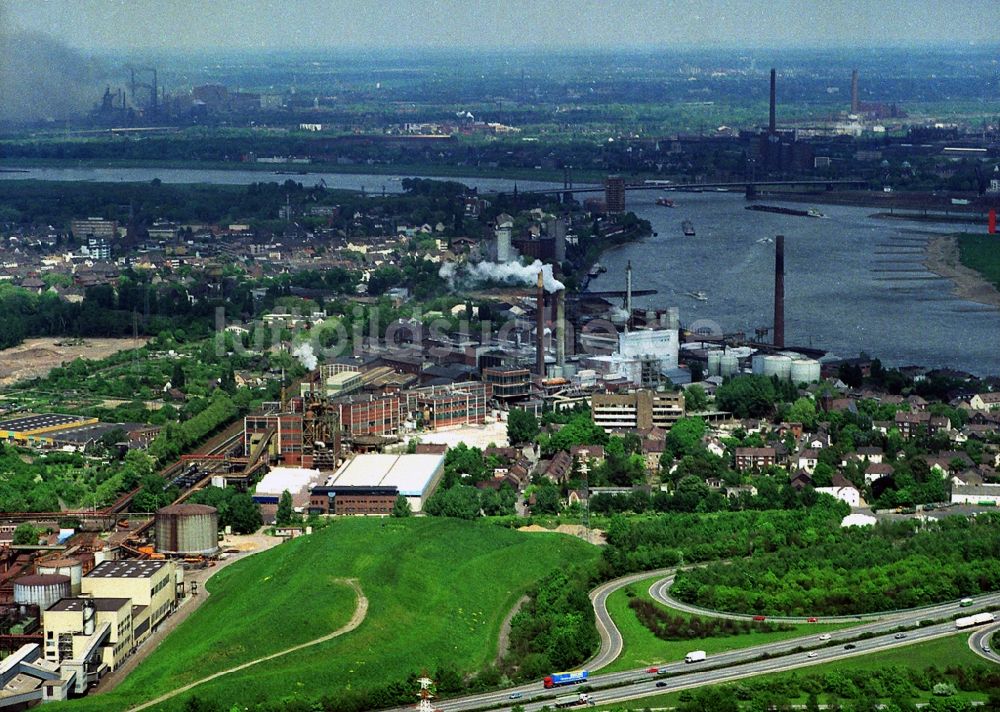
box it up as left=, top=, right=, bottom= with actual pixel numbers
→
left=57, top=518, right=597, bottom=712
left=958, top=233, right=1000, bottom=289
left=593, top=634, right=988, bottom=710
left=602, top=576, right=849, bottom=673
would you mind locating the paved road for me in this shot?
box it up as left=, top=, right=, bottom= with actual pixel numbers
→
left=968, top=623, right=999, bottom=664
left=384, top=571, right=1000, bottom=712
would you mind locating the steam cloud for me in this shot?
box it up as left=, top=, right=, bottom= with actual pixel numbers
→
left=440, top=260, right=565, bottom=293
left=292, top=343, right=318, bottom=370
left=0, top=23, right=109, bottom=123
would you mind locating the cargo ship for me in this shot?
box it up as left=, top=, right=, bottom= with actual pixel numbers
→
left=681, top=220, right=695, bottom=236
left=746, top=204, right=826, bottom=218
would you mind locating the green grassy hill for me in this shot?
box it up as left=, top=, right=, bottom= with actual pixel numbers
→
left=61, top=518, right=597, bottom=711
left=958, top=233, right=1000, bottom=289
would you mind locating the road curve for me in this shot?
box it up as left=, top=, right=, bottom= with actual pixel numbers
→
left=586, top=568, right=674, bottom=671
left=968, top=622, right=999, bottom=664
left=127, top=578, right=368, bottom=712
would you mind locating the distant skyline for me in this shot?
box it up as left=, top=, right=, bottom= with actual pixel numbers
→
left=4, top=0, right=998, bottom=51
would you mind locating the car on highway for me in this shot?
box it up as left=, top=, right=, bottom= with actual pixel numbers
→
left=818, top=633, right=831, bottom=641
left=844, top=644, right=857, bottom=650
left=753, top=615, right=766, bottom=621
left=509, top=692, right=522, bottom=700
left=807, top=617, right=818, bottom=623
left=894, top=633, right=907, bottom=639
left=655, top=681, right=668, bottom=688
left=646, top=667, right=659, bottom=673
left=807, top=652, right=819, bottom=658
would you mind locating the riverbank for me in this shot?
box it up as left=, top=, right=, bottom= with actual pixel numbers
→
left=923, top=234, right=1000, bottom=309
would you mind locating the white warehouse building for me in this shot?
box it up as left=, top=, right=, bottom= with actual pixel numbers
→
left=325, top=453, right=445, bottom=513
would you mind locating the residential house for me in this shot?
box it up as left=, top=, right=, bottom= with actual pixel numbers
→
left=816, top=474, right=862, bottom=507
left=734, top=447, right=776, bottom=472
left=970, top=392, right=1000, bottom=411
left=863, top=463, right=895, bottom=485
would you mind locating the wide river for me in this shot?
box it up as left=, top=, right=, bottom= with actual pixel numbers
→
left=2, top=166, right=998, bottom=374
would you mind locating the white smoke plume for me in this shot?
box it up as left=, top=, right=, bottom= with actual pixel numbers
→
left=439, top=260, right=565, bottom=293
left=292, top=342, right=318, bottom=370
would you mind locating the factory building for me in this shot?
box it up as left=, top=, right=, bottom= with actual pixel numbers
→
left=311, top=453, right=445, bottom=514
left=482, top=367, right=532, bottom=402
left=43, top=597, right=132, bottom=671
left=0, top=414, right=99, bottom=447
left=334, top=394, right=402, bottom=438
left=584, top=327, right=681, bottom=388
left=405, top=382, right=491, bottom=429
left=78, top=560, right=178, bottom=645
left=591, top=389, right=685, bottom=433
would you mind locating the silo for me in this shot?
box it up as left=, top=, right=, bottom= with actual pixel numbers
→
left=751, top=354, right=767, bottom=375
left=790, top=359, right=822, bottom=385
left=719, top=353, right=739, bottom=377
left=37, top=558, right=83, bottom=595
left=14, top=574, right=71, bottom=611
left=706, top=350, right=723, bottom=377
left=762, top=355, right=792, bottom=381
left=155, top=503, right=219, bottom=556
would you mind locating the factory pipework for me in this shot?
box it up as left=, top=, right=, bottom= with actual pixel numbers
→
left=774, top=235, right=785, bottom=348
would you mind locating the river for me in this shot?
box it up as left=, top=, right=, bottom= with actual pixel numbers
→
left=598, top=191, right=1000, bottom=375
left=2, top=165, right=997, bottom=374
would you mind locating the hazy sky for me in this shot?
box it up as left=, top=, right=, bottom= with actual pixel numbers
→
left=5, top=0, right=998, bottom=51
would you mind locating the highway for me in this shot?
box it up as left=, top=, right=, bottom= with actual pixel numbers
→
left=386, top=570, right=999, bottom=712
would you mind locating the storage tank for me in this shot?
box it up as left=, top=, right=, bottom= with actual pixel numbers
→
left=719, top=353, right=739, bottom=377
left=752, top=354, right=767, bottom=375
left=37, top=558, right=83, bottom=595
left=14, top=574, right=71, bottom=611
left=762, top=355, right=792, bottom=381
left=790, top=359, right=822, bottom=385
left=706, top=350, right=723, bottom=377
left=155, top=503, right=219, bottom=556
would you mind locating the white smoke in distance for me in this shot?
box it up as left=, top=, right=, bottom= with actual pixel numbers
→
left=439, top=260, right=564, bottom=293
left=293, top=342, right=318, bottom=370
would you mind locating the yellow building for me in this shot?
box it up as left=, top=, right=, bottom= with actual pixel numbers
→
left=43, top=598, right=133, bottom=671
left=80, top=560, right=178, bottom=643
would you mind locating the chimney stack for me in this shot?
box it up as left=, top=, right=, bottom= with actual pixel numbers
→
left=774, top=235, right=785, bottom=349
left=850, top=69, right=859, bottom=114
left=769, top=68, right=776, bottom=134
left=536, top=271, right=546, bottom=377
left=556, top=289, right=566, bottom=369
left=625, top=260, right=633, bottom=330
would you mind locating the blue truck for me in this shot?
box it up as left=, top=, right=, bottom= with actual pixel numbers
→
left=543, top=670, right=589, bottom=689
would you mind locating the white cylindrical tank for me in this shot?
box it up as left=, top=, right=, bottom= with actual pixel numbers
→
left=37, top=558, right=83, bottom=596
left=762, top=355, right=793, bottom=381
left=707, top=350, right=723, bottom=377
left=719, top=353, right=739, bottom=377
left=752, top=354, right=767, bottom=375
left=790, top=359, right=822, bottom=385
left=14, top=574, right=72, bottom=611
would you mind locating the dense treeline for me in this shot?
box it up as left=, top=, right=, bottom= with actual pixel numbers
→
left=600, top=499, right=849, bottom=577
left=147, top=391, right=238, bottom=462
left=503, top=568, right=599, bottom=679
left=672, top=514, right=1000, bottom=616
left=628, top=596, right=793, bottom=640
left=187, top=486, right=263, bottom=534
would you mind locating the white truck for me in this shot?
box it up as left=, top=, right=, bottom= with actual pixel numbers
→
left=956, top=612, right=995, bottom=629
left=684, top=650, right=707, bottom=663
left=554, top=693, right=592, bottom=708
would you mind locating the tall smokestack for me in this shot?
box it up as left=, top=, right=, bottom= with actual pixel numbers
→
left=769, top=68, right=776, bottom=134
left=850, top=69, right=859, bottom=114
left=556, top=289, right=566, bottom=368
left=774, top=235, right=785, bottom=349
left=536, top=270, right=546, bottom=376
left=625, top=260, right=633, bottom=330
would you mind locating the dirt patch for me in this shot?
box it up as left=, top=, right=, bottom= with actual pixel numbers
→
left=518, top=523, right=606, bottom=545
left=924, top=235, right=1000, bottom=309
left=0, top=337, right=146, bottom=386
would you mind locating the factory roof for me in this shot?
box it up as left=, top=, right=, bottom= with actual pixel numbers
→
left=0, top=413, right=91, bottom=434
left=256, top=466, right=323, bottom=497
left=48, top=597, right=130, bottom=612
left=328, top=453, right=444, bottom=497
left=86, top=560, right=168, bottom=579
left=14, top=574, right=71, bottom=587
left=157, top=503, right=217, bottom=516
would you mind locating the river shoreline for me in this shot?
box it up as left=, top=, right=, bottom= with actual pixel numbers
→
left=922, top=235, right=1000, bottom=309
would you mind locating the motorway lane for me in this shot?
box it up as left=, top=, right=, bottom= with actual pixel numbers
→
left=968, top=623, right=999, bottom=664
left=381, top=570, right=999, bottom=712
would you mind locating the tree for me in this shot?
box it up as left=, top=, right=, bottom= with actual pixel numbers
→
left=276, top=489, right=294, bottom=526
left=12, top=523, right=37, bottom=545
left=392, top=494, right=412, bottom=517
left=507, top=408, right=540, bottom=445
left=171, top=360, right=186, bottom=389
left=533, top=482, right=562, bottom=514
left=665, top=417, right=707, bottom=459
left=684, top=384, right=709, bottom=413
